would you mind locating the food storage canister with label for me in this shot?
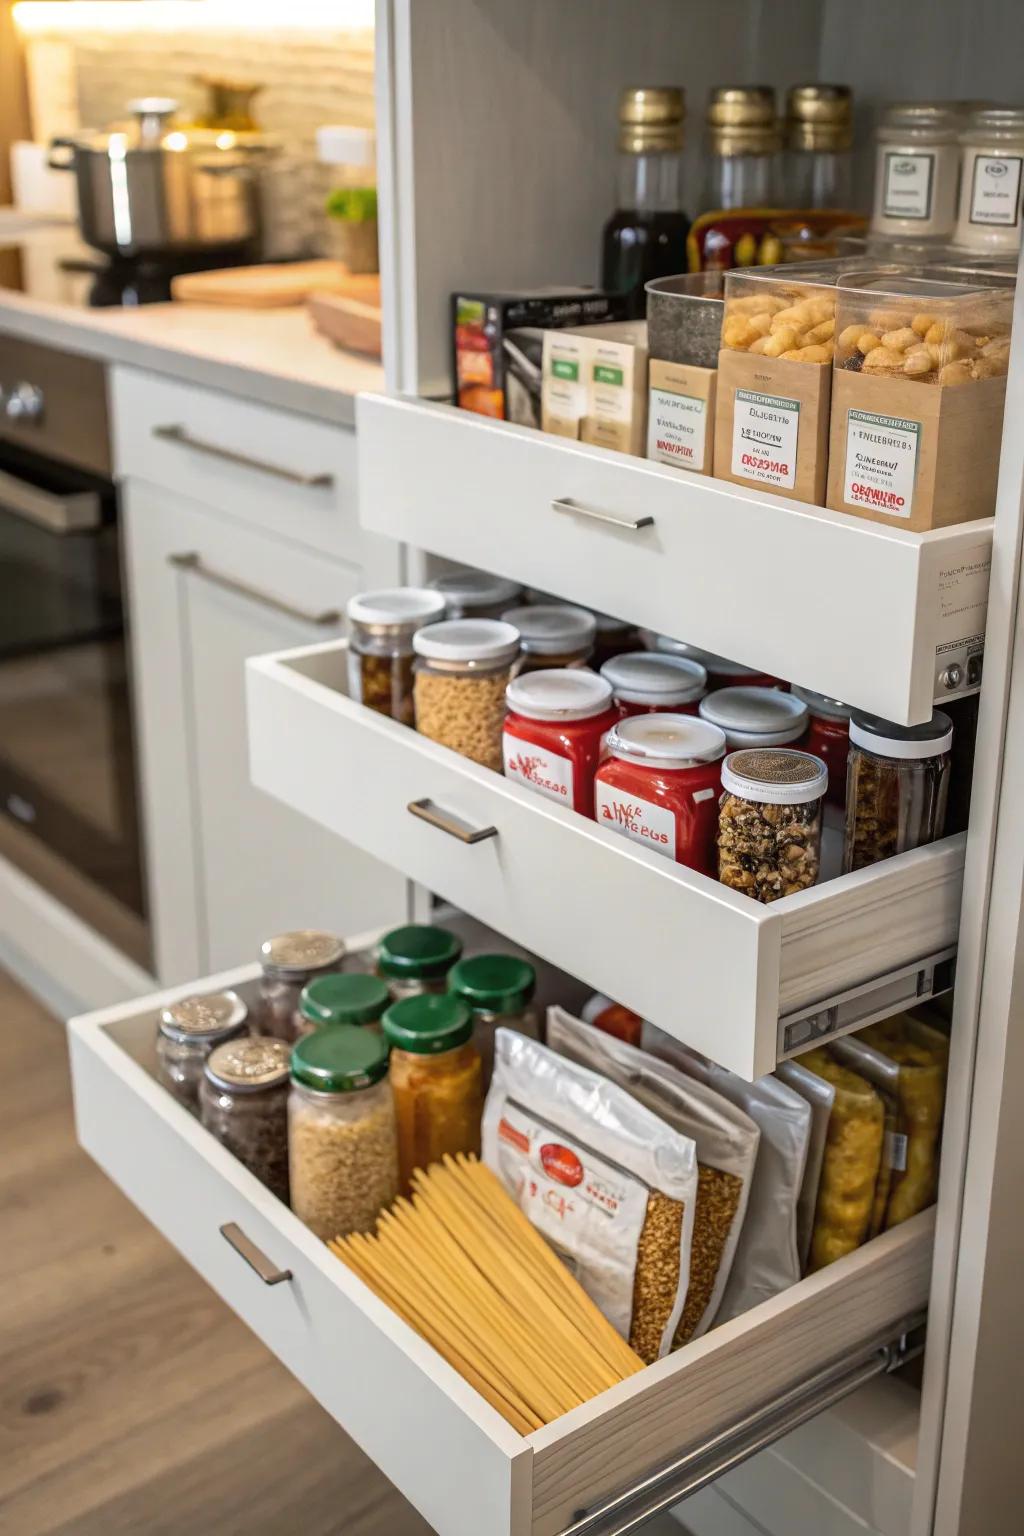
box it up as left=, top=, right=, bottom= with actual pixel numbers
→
left=296, top=973, right=391, bottom=1038
left=702, top=85, right=781, bottom=210
left=413, top=618, right=520, bottom=771
left=645, top=634, right=784, bottom=691
left=594, top=714, right=726, bottom=873
left=792, top=686, right=852, bottom=811
left=700, top=686, right=808, bottom=750
left=953, top=107, right=1024, bottom=255
left=718, top=748, right=828, bottom=902
left=289, top=1026, right=399, bottom=1238
left=503, top=603, right=596, bottom=672
left=429, top=567, right=523, bottom=619
left=156, top=990, right=249, bottom=1112
left=346, top=587, right=446, bottom=725
left=870, top=103, right=962, bottom=242
left=784, top=84, right=854, bottom=211
left=601, top=651, right=707, bottom=718
left=843, top=710, right=953, bottom=872
left=383, top=993, right=483, bottom=1194
left=503, top=669, right=617, bottom=817
left=376, top=923, right=464, bottom=1002
left=447, top=952, right=540, bottom=1087
left=200, top=1037, right=291, bottom=1201
left=258, top=930, right=346, bottom=1042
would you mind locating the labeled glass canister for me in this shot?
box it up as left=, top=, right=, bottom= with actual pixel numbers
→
left=200, top=1036, right=291, bottom=1201
left=718, top=747, right=828, bottom=902
left=503, top=604, right=596, bottom=673
left=296, top=972, right=391, bottom=1038
left=413, top=618, right=520, bottom=771
left=792, top=687, right=853, bottom=812
left=377, top=923, right=464, bottom=1002
left=503, top=668, right=617, bottom=818
left=156, top=989, right=249, bottom=1112
left=447, top=952, right=540, bottom=1088
left=784, top=84, right=854, bottom=210
left=258, top=929, right=346, bottom=1042
left=953, top=107, right=1024, bottom=255
left=843, top=710, right=953, bottom=872
left=601, top=651, right=707, bottom=719
left=700, top=686, right=808, bottom=750
left=429, top=567, right=523, bottom=620
left=594, top=713, right=726, bottom=873
left=383, top=993, right=483, bottom=1194
left=346, top=587, right=446, bottom=725
left=645, top=633, right=784, bottom=691
left=870, top=103, right=962, bottom=242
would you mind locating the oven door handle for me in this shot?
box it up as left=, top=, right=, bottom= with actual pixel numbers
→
left=0, top=466, right=101, bottom=534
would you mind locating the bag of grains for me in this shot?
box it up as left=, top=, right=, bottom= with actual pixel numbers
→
left=482, top=1027, right=696, bottom=1364
left=775, top=1058, right=836, bottom=1271
left=545, top=1008, right=759, bottom=1346
left=795, top=1047, right=885, bottom=1271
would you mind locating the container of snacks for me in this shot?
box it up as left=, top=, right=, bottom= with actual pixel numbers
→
left=645, top=634, right=784, bottom=691
left=383, top=992, right=483, bottom=1194
left=503, top=669, right=617, bottom=817
left=601, top=652, right=707, bottom=718
left=870, top=103, right=962, bottom=243
left=953, top=107, right=1024, bottom=255
left=700, top=686, right=808, bottom=749
left=447, top=952, right=540, bottom=1087
left=792, top=687, right=853, bottom=811
left=156, top=990, right=249, bottom=1113
left=429, top=567, right=523, bottom=620
left=718, top=747, right=828, bottom=902
left=594, top=714, right=726, bottom=873
left=645, top=273, right=725, bottom=475
left=503, top=604, right=595, bottom=672
left=296, top=972, right=391, bottom=1038
left=843, top=709, right=952, bottom=872
left=413, top=618, right=520, bottom=771
left=258, top=930, right=346, bottom=1042
left=377, top=923, right=464, bottom=1002
left=346, top=587, right=446, bottom=725
left=200, top=1036, right=291, bottom=1201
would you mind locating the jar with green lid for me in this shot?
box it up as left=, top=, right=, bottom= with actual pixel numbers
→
left=383, top=993, right=483, bottom=1194
left=258, top=929, right=346, bottom=1042
left=289, top=1027, right=399, bottom=1239
left=296, top=972, right=391, bottom=1038
left=200, top=1036, right=291, bottom=1201
left=447, top=953, right=540, bottom=1088
left=376, top=923, right=464, bottom=1002
left=156, top=989, right=249, bottom=1113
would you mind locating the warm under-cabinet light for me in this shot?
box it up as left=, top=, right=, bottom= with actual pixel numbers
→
left=13, top=0, right=375, bottom=33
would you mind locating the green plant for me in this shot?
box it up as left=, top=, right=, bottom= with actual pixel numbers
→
left=326, top=186, right=378, bottom=223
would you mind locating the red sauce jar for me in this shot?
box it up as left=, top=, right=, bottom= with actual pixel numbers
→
left=699, top=686, right=808, bottom=750
left=594, top=714, right=726, bottom=873
left=645, top=633, right=785, bottom=691
left=793, top=687, right=852, bottom=811
left=600, top=652, right=707, bottom=719
left=503, top=669, right=617, bottom=819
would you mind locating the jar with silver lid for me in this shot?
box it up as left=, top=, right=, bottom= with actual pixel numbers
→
left=156, top=990, right=249, bottom=1112
left=346, top=587, right=446, bottom=725
left=843, top=710, right=952, bottom=872
left=699, top=686, right=808, bottom=750
left=718, top=748, right=828, bottom=902
left=784, top=84, right=854, bottom=210
left=953, top=107, right=1024, bottom=255
left=259, top=929, right=346, bottom=1042
left=199, top=1036, right=291, bottom=1200
left=429, top=567, right=523, bottom=620
left=870, top=103, right=961, bottom=242
left=503, top=604, right=596, bottom=673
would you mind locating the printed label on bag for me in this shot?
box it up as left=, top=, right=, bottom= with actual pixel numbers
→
left=595, top=783, right=675, bottom=860
left=504, top=734, right=575, bottom=808
left=648, top=388, right=707, bottom=471
left=882, top=151, right=935, bottom=220
left=843, top=409, right=920, bottom=518
left=970, top=154, right=1024, bottom=226
left=732, top=389, right=799, bottom=489
left=886, top=1130, right=909, bottom=1173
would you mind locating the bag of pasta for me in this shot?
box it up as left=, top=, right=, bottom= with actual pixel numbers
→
left=857, top=1015, right=948, bottom=1227
left=799, top=1047, right=885, bottom=1271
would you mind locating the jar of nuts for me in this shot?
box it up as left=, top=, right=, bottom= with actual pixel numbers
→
left=843, top=710, right=952, bottom=873
left=413, top=618, right=520, bottom=771
left=156, top=989, right=249, bottom=1113
left=200, top=1036, right=291, bottom=1201
left=833, top=271, right=1013, bottom=386
left=346, top=587, right=446, bottom=725
left=718, top=747, right=828, bottom=903
left=258, top=930, right=346, bottom=1042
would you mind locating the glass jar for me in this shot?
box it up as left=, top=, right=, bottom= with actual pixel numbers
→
left=503, top=669, right=617, bottom=818
left=843, top=710, right=953, bottom=872
left=870, top=103, right=961, bottom=242
left=644, top=634, right=784, bottom=691
left=953, top=107, right=1024, bottom=255
left=156, top=990, right=249, bottom=1113
left=700, top=686, right=808, bottom=750
left=296, top=972, right=391, bottom=1038
left=784, top=84, right=854, bottom=210
left=429, top=567, right=523, bottom=619
left=792, top=687, right=853, bottom=812
left=200, top=1037, right=291, bottom=1201
left=346, top=587, right=446, bottom=725
left=288, top=1026, right=399, bottom=1238
left=702, top=85, right=781, bottom=211
left=591, top=610, right=644, bottom=667
left=718, top=747, right=828, bottom=902
left=503, top=604, right=596, bottom=673
left=413, top=618, right=520, bottom=771
left=258, top=930, right=346, bottom=1042
left=447, top=952, right=540, bottom=1088
left=594, top=714, right=726, bottom=873
left=383, top=993, right=483, bottom=1193
left=377, top=923, right=464, bottom=1002
left=601, top=651, right=707, bottom=719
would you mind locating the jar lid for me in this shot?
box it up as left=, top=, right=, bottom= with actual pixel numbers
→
left=291, top=1023, right=390, bottom=1092
left=787, top=83, right=853, bottom=151
left=299, top=972, right=390, bottom=1028
left=413, top=618, right=520, bottom=664
left=618, top=86, right=685, bottom=153
left=346, top=587, right=446, bottom=633
left=382, top=992, right=474, bottom=1053
left=879, top=102, right=960, bottom=130
left=792, top=685, right=853, bottom=723
left=722, top=748, right=828, bottom=806
left=700, top=687, right=808, bottom=747
left=159, top=989, right=248, bottom=1043
left=429, top=568, right=523, bottom=614
left=603, top=713, right=726, bottom=771
left=849, top=709, right=953, bottom=759
left=502, top=604, right=596, bottom=655
left=448, top=953, right=537, bottom=1014
left=506, top=668, right=612, bottom=721
left=377, top=924, right=464, bottom=979
left=205, top=1035, right=291, bottom=1092
left=707, top=85, right=776, bottom=127
left=964, top=106, right=1024, bottom=132
left=645, top=634, right=765, bottom=679
left=260, top=930, right=345, bottom=976
left=601, top=652, right=707, bottom=704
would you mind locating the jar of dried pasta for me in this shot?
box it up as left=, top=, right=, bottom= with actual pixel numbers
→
left=289, top=1026, right=399, bottom=1239
left=156, top=989, right=249, bottom=1113
left=383, top=993, right=483, bottom=1193
left=447, top=952, right=540, bottom=1088
left=200, top=1036, right=291, bottom=1201
left=843, top=710, right=952, bottom=872
left=346, top=587, right=446, bottom=725
left=502, top=604, right=596, bottom=673
left=258, top=929, right=346, bottom=1042
left=296, top=972, right=391, bottom=1038
left=718, top=747, right=828, bottom=902
left=413, top=619, right=520, bottom=770
left=377, top=923, right=464, bottom=1002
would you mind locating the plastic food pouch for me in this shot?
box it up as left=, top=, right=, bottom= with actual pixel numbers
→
left=831, top=1034, right=904, bottom=1237
left=774, top=1058, right=835, bottom=1271
left=797, top=1047, right=885, bottom=1270
left=858, top=1016, right=948, bottom=1227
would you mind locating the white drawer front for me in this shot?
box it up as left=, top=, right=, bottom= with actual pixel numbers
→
left=69, top=965, right=933, bottom=1536
left=246, top=641, right=964, bottom=1080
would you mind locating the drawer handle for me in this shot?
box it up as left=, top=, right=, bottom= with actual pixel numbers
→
left=153, top=423, right=334, bottom=488
left=551, top=495, right=654, bottom=531
left=408, top=798, right=498, bottom=844
left=220, top=1223, right=292, bottom=1286
left=168, top=551, right=340, bottom=627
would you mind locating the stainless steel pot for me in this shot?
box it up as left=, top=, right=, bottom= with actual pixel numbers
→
left=50, top=98, right=275, bottom=259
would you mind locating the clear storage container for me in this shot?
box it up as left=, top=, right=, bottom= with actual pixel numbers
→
left=784, top=84, right=854, bottom=211
left=383, top=992, right=483, bottom=1193
left=155, top=990, right=248, bottom=1113
left=502, top=604, right=595, bottom=672
left=702, top=85, right=781, bottom=210
left=843, top=710, right=953, bottom=872
left=258, top=930, right=346, bottom=1042
left=646, top=271, right=725, bottom=368
left=833, top=269, right=1013, bottom=386
left=870, top=103, right=962, bottom=242
left=718, top=747, right=827, bottom=903
left=413, top=618, right=520, bottom=771
left=792, top=687, right=852, bottom=812
left=346, top=587, right=446, bottom=726
left=700, top=686, right=809, bottom=749
left=200, top=1037, right=291, bottom=1201
left=503, top=669, right=617, bottom=818
left=429, top=567, right=523, bottom=619
left=594, top=714, right=726, bottom=874
left=376, top=923, right=464, bottom=1002
left=296, top=972, right=390, bottom=1038
left=953, top=107, right=1024, bottom=255
left=601, top=651, right=707, bottom=718
left=721, top=266, right=840, bottom=364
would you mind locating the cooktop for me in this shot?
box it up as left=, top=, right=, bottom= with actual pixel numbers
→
left=0, top=224, right=254, bottom=308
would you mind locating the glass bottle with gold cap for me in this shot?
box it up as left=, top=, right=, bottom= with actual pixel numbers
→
left=601, top=86, right=689, bottom=319
left=785, top=84, right=854, bottom=209
left=702, top=85, right=781, bottom=212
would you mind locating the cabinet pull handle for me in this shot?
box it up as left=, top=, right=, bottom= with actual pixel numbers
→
left=168, top=551, right=340, bottom=627
left=153, top=423, right=334, bottom=488
left=408, top=798, right=498, bottom=844
left=220, top=1223, right=293, bottom=1285
left=551, top=495, right=654, bottom=531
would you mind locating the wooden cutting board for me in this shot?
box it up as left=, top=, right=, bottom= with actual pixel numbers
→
left=307, top=286, right=383, bottom=358
left=170, top=260, right=376, bottom=308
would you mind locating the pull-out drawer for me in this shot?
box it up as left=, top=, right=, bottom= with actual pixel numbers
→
left=246, top=640, right=964, bottom=1079
left=69, top=964, right=933, bottom=1536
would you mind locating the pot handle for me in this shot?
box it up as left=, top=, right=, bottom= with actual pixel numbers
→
left=48, top=138, right=76, bottom=172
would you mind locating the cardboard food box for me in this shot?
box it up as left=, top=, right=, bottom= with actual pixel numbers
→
left=647, top=359, right=717, bottom=476
left=541, top=320, right=649, bottom=457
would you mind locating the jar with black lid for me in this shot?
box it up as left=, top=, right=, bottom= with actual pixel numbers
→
left=843, top=710, right=953, bottom=872
left=156, top=990, right=249, bottom=1112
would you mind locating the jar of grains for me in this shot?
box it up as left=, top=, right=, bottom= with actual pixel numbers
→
left=258, top=930, right=346, bottom=1042
left=843, top=710, right=952, bottom=873
left=413, top=619, right=520, bottom=770
left=594, top=714, right=726, bottom=873
left=296, top=972, right=391, bottom=1038
left=699, top=686, right=808, bottom=750
left=383, top=993, right=483, bottom=1193
left=288, top=1026, right=399, bottom=1238
left=156, top=990, right=249, bottom=1113
left=601, top=651, right=707, bottom=719
left=447, top=952, right=540, bottom=1088
left=718, top=747, right=828, bottom=902
left=200, top=1037, right=291, bottom=1200
left=346, top=587, right=446, bottom=725
left=502, top=604, right=596, bottom=673
left=870, top=103, right=962, bottom=242
left=503, top=669, right=617, bottom=817
left=953, top=107, right=1024, bottom=255
left=792, top=687, right=853, bottom=812
left=644, top=633, right=785, bottom=691
left=429, top=567, right=523, bottom=619
left=376, top=923, right=464, bottom=1003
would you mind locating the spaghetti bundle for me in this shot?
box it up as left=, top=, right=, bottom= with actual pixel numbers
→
left=329, top=1153, right=644, bottom=1432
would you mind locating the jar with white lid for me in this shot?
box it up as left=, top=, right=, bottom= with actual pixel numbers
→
left=870, top=103, right=962, bottom=241
left=413, top=618, right=520, bottom=770
left=503, top=668, right=618, bottom=818
left=429, top=567, right=523, bottom=619
left=503, top=604, right=596, bottom=673
left=156, top=989, right=249, bottom=1112
left=259, top=930, right=346, bottom=1042
left=953, top=108, right=1024, bottom=254
left=792, top=687, right=853, bottom=812
left=347, top=587, right=446, bottom=725
left=594, top=713, right=726, bottom=873
left=600, top=651, right=707, bottom=718
left=719, top=748, right=828, bottom=902
left=843, top=710, right=952, bottom=872
left=699, top=686, right=808, bottom=749
left=644, top=633, right=784, bottom=690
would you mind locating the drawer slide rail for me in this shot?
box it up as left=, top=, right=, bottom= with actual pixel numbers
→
left=778, top=948, right=956, bottom=1060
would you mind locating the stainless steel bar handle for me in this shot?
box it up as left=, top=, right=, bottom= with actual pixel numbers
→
left=551, top=496, right=654, bottom=531
left=153, top=423, right=334, bottom=488
left=220, top=1223, right=293, bottom=1286
left=0, top=465, right=100, bottom=534
left=168, top=551, right=341, bottom=627
left=408, top=798, right=499, bottom=844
